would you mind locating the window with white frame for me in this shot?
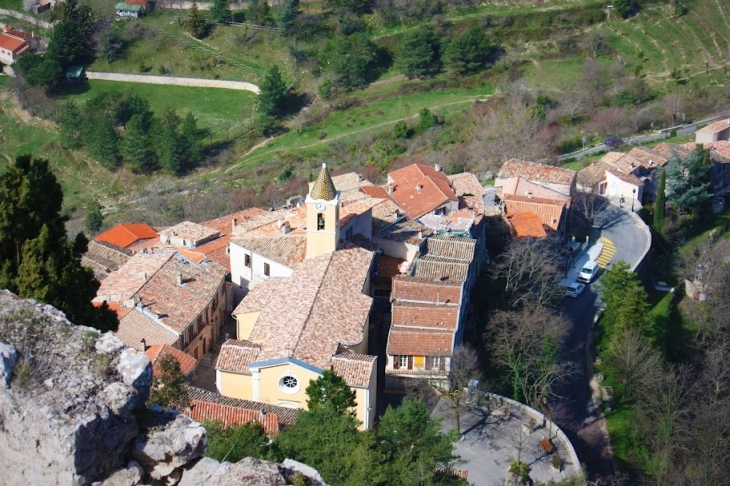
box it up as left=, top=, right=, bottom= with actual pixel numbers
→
left=279, top=373, right=300, bottom=394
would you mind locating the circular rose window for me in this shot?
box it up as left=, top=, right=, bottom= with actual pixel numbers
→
left=279, top=374, right=300, bottom=394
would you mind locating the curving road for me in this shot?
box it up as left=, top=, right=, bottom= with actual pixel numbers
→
left=552, top=205, right=650, bottom=480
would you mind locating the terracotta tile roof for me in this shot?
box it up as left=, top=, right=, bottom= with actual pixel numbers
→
left=651, top=142, right=690, bottom=159
left=215, top=339, right=262, bottom=375
left=392, top=302, right=459, bottom=330
left=374, top=255, right=405, bottom=284
left=385, top=164, right=458, bottom=219
left=115, top=308, right=179, bottom=349
left=412, top=257, right=470, bottom=281
left=387, top=326, right=454, bottom=355
left=503, top=194, right=565, bottom=231
left=310, top=163, right=337, bottom=201
left=683, top=141, right=730, bottom=163
left=448, top=172, right=486, bottom=212
left=361, top=186, right=391, bottom=199
left=371, top=199, right=406, bottom=234
left=201, top=208, right=269, bottom=236
left=96, top=223, right=158, bottom=249
left=230, top=235, right=307, bottom=268
left=696, top=119, right=730, bottom=134
left=497, top=177, right=571, bottom=204
left=82, top=256, right=112, bottom=281
left=188, top=236, right=232, bottom=271
left=392, top=275, right=462, bottom=304
left=497, top=159, right=576, bottom=187
left=183, top=386, right=299, bottom=426
left=232, top=278, right=287, bottom=315
left=159, top=221, right=219, bottom=245
left=0, top=33, right=26, bottom=52
left=606, top=169, right=642, bottom=186
left=423, top=235, right=476, bottom=261
left=506, top=212, right=547, bottom=238
left=188, top=400, right=282, bottom=437
left=418, top=210, right=476, bottom=234
left=577, top=161, right=612, bottom=187
left=331, top=353, right=376, bottom=388
left=125, top=0, right=148, bottom=6
left=131, top=255, right=227, bottom=333
left=626, top=147, right=669, bottom=168
left=325, top=172, right=373, bottom=192
left=94, top=252, right=173, bottom=303
left=247, top=244, right=374, bottom=370
left=145, top=344, right=197, bottom=378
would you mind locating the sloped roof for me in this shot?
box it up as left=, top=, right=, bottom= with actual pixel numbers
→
left=184, top=386, right=299, bottom=426
left=606, top=169, right=643, bottom=186
left=0, top=33, right=26, bottom=52
left=497, top=159, right=576, bottom=186
left=386, top=164, right=457, bottom=219
left=230, top=235, right=307, bottom=269
left=392, top=275, right=462, bottom=304
left=497, top=177, right=571, bottom=203
left=448, top=172, right=485, bottom=214
left=94, top=252, right=173, bottom=303
left=696, top=119, right=730, bottom=134
left=387, top=326, right=454, bottom=355
left=331, top=354, right=376, bottom=388
left=115, top=308, right=179, bottom=349
left=96, top=223, right=158, bottom=249
left=188, top=401, right=281, bottom=437
left=503, top=194, right=566, bottom=231
left=423, top=235, right=476, bottom=261
left=145, top=344, right=197, bottom=378
left=651, top=142, right=690, bottom=159
left=577, top=161, right=613, bottom=187
left=376, top=218, right=431, bottom=244
left=216, top=339, right=262, bottom=375
left=392, top=302, right=459, bottom=330
left=412, top=257, right=470, bottom=281
left=506, top=212, right=547, bottom=238
left=159, top=221, right=219, bottom=245
left=201, top=208, right=269, bottom=235
left=232, top=278, right=288, bottom=315
left=310, top=163, right=337, bottom=201
left=626, top=146, right=669, bottom=168
left=246, top=244, right=374, bottom=370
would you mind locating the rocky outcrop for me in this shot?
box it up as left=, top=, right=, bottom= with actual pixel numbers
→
left=0, top=291, right=328, bottom=486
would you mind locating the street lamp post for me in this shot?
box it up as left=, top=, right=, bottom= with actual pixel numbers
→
left=632, top=188, right=637, bottom=212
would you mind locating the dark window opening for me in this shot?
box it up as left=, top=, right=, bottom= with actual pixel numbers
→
left=264, top=262, right=270, bottom=276
left=245, top=254, right=251, bottom=268
left=317, top=213, right=325, bottom=231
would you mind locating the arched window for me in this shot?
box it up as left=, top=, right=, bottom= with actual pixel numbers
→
left=317, top=213, right=325, bottom=231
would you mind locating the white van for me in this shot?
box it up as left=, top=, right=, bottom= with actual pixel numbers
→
left=577, top=260, right=599, bottom=283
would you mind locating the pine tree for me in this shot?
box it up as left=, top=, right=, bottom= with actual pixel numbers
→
left=187, top=2, right=210, bottom=39
left=121, top=115, right=157, bottom=173
left=395, top=26, right=442, bottom=79
left=277, top=0, right=299, bottom=34
left=256, top=65, right=288, bottom=117
left=156, top=109, right=184, bottom=175
left=181, top=111, right=204, bottom=171
left=443, top=26, right=493, bottom=75
left=210, top=0, right=231, bottom=23
left=0, top=155, right=118, bottom=332
left=85, top=201, right=103, bottom=233
left=248, top=0, right=273, bottom=26
left=58, top=102, right=84, bottom=149
left=653, top=169, right=666, bottom=230
left=85, top=114, right=120, bottom=170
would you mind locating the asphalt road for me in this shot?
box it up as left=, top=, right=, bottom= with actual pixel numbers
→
left=552, top=205, right=650, bottom=480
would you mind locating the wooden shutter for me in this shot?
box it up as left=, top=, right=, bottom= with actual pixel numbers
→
left=407, top=356, right=413, bottom=370
left=393, top=356, right=400, bottom=370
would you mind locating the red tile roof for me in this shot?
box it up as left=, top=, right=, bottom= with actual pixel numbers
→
left=387, top=326, right=454, bottom=355
left=96, top=224, right=159, bottom=249
left=696, top=119, right=730, bottom=134
left=497, top=159, right=576, bottom=187
left=386, top=164, right=457, bottom=219
left=187, top=400, right=281, bottom=437
left=201, top=208, right=268, bottom=236
left=145, top=344, right=198, bottom=378
left=392, top=275, right=462, bottom=304
left=215, top=339, right=261, bottom=375
left=331, top=353, right=376, bottom=388
left=506, top=212, right=547, bottom=238
left=392, top=302, right=459, bottom=330
left=116, top=308, right=179, bottom=348
left=361, top=186, right=391, bottom=199
left=502, top=194, right=565, bottom=231
left=0, top=33, right=26, bottom=52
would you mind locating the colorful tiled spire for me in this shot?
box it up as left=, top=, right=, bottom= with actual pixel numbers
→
left=310, top=163, right=337, bottom=201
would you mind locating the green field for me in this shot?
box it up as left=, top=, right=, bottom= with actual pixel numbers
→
left=56, top=80, right=257, bottom=139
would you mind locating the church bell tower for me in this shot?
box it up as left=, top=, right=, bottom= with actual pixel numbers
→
left=305, top=163, right=340, bottom=258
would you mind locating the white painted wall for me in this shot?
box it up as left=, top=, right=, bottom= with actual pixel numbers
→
left=606, top=172, right=643, bottom=206
left=230, top=240, right=293, bottom=290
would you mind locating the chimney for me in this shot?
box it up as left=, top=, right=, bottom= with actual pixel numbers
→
left=232, top=217, right=237, bottom=232
left=143, top=272, right=147, bottom=281
left=139, top=338, right=147, bottom=352
left=415, top=184, right=423, bottom=191
left=418, top=230, right=423, bottom=239
left=177, top=273, right=183, bottom=286
left=280, top=222, right=291, bottom=235
left=434, top=271, right=442, bottom=281
left=434, top=163, right=442, bottom=172
left=388, top=184, right=394, bottom=195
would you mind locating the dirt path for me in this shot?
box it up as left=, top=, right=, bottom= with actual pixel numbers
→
left=85, top=71, right=260, bottom=93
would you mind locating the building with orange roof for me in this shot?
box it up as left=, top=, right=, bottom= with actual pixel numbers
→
left=0, top=30, right=31, bottom=65
left=497, top=159, right=576, bottom=197
left=502, top=194, right=567, bottom=236
left=695, top=119, right=730, bottom=144
left=506, top=212, right=548, bottom=238
left=95, top=223, right=158, bottom=250
left=145, top=344, right=198, bottom=378
left=384, top=163, right=459, bottom=219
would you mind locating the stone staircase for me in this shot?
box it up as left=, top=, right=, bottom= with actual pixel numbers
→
left=200, top=352, right=215, bottom=368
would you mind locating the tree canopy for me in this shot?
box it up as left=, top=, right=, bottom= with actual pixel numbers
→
left=305, top=369, right=357, bottom=414
left=204, top=420, right=270, bottom=463
left=147, top=353, right=189, bottom=409
left=598, top=260, right=649, bottom=333
left=443, top=27, right=493, bottom=75
left=0, top=155, right=118, bottom=332
left=395, top=26, right=442, bottom=79
left=665, top=145, right=714, bottom=214
left=210, top=0, right=231, bottom=23
left=323, top=33, right=380, bottom=89
left=257, top=65, right=288, bottom=117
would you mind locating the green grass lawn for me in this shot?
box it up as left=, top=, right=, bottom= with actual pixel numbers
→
left=56, top=80, right=257, bottom=139
left=231, top=82, right=494, bottom=172
left=0, top=0, right=22, bottom=10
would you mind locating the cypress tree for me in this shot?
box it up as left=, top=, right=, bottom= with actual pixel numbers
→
left=653, top=169, right=666, bottom=230
left=121, top=115, right=157, bottom=173
left=188, top=2, right=210, bottom=39
left=181, top=112, right=204, bottom=171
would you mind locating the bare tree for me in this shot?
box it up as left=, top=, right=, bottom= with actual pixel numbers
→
left=426, top=345, right=481, bottom=435
left=554, top=90, right=593, bottom=123
left=662, top=93, right=687, bottom=127
left=493, top=237, right=565, bottom=308
left=604, top=328, right=663, bottom=400
left=506, top=426, right=531, bottom=464
left=485, top=307, right=570, bottom=407
left=572, top=192, right=609, bottom=225
left=580, top=30, right=608, bottom=58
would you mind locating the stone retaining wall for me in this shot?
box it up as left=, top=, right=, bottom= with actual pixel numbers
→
left=85, top=71, right=260, bottom=94
left=0, top=8, right=54, bottom=29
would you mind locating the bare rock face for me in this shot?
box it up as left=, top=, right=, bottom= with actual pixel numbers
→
left=0, top=291, right=149, bottom=485
left=179, top=457, right=287, bottom=486
left=0, top=342, right=18, bottom=387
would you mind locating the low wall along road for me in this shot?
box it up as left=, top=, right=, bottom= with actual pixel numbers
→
left=85, top=71, right=260, bottom=94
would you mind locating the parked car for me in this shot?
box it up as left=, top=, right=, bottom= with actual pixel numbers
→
left=605, top=136, right=623, bottom=148
left=564, top=282, right=586, bottom=298
left=577, top=260, right=600, bottom=283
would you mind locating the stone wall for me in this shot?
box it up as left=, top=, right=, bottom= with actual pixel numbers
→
left=0, top=8, right=54, bottom=29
